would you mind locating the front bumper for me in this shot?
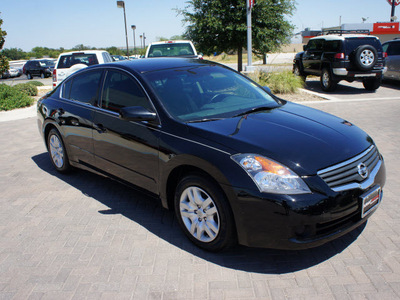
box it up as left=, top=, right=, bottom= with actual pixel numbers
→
left=227, top=158, right=386, bottom=250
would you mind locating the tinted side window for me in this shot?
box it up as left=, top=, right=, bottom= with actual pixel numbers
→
left=324, top=40, right=341, bottom=52
left=386, top=42, right=400, bottom=56
left=307, top=39, right=323, bottom=51
left=66, top=70, right=103, bottom=104
left=101, top=70, right=151, bottom=112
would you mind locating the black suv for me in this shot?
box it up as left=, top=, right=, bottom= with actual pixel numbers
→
left=293, top=31, right=386, bottom=92
left=23, top=59, right=55, bottom=79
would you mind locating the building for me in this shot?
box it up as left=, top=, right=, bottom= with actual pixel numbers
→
left=300, top=22, right=400, bottom=44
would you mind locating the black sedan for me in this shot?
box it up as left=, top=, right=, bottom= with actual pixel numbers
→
left=37, top=58, right=386, bottom=252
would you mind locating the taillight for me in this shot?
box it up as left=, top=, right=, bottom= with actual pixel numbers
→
left=334, top=53, right=345, bottom=59
left=52, top=69, right=56, bottom=82
left=383, top=52, right=388, bottom=58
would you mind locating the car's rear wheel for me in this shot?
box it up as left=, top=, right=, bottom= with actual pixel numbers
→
left=320, top=68, right=338, bottom=92
left=47, top=128, right=71, bottom=173
left=174, top=174, right=236, bottom=252
left=363, top=77, right=381, bottom=91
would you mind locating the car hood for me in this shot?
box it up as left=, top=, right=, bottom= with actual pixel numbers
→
left=187, top=102, right=373, bottom=175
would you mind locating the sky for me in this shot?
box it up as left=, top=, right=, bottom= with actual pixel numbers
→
left=1, top=0, right=398, bottom=51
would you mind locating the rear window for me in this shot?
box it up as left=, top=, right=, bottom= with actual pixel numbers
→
left=344, top=37, right=382, bottom=53
left=148, top=43, right=195, bottom=57
left=57, top=54, right=99, bottom=69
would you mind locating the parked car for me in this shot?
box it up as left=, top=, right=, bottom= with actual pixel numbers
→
left=293, top=30, right=387, bottom=91
left=8, top=67, right=20, bottom=78
left=382, top=38, right=400, bottom=81
left=37, top=58, right=385, bottom=252
left=23, top=59, right=55, bottom=79
left=53, top=50, right=113, bottom=88
left=145, top=40, right=202, bottom=59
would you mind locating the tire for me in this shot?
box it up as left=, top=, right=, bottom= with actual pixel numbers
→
left=47, top=128, right=71, bottom=173
left=293, top=63, right=306, bottom=81
left=26, top=72, right=32, bottom=80
left=174, top=174, right=236, bottom=252
left=320, top=68, right=338, bottom=92
left=363, top=77, right=381, bottom=91
left=40, top=72, right=45, bottom=79
left=353, top=45, right=377, bottom=71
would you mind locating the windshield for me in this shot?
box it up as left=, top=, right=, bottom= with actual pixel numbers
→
left=144, top=65, right=279, bottom=122
left=147, top=43, right=195, bottom=57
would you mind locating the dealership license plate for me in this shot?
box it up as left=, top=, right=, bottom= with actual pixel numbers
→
left=360, top=185, right=382, bottom=218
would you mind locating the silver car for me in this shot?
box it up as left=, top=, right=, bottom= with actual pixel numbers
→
left=382, top=39, right=400, bottom=81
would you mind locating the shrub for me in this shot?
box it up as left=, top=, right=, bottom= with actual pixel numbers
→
left=13, top=83, right=38, bottom=96
left=247, top=70, right=304, bottom=94
left=0, top=84, right=34, bottom=111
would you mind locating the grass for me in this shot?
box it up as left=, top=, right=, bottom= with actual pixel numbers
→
left=246, top=70, right=304, bottom=94
left=0, top=84, right=35, bottom=111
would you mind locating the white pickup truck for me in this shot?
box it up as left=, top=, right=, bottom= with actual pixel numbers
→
left=52, top=50, right=113, bottom=88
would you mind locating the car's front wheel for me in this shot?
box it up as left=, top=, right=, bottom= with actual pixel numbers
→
left=293, top=63, right=306, bottom=81
left=174, top=174, right=236, bottom=252
left=320, top=68, right=338, bottom=92
left=40, top=72, right=45, bottom=79
left=363, top=77, right=381, bottom=91
left=47, top=128, right=71, bottom=173
left=26, top=72, right=32, bottom=80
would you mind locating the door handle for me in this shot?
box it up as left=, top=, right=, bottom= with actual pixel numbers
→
left=94, top=123, right=107, bottom=133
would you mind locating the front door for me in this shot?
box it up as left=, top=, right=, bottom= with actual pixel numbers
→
left=93, top=69, right=160, bottom=193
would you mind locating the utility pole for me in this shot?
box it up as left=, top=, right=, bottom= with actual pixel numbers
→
left=391, top=0, right=396, bottom=21
left=245, top=0, right=255, bottom=72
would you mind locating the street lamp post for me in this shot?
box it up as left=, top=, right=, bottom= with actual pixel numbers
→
left=143, top=33, right=146, bottom=49
left=140, top=35, right=143, bottom=49
left=117, top=1, right=129, bottom=57
left=131, top=25, right=136, bottom=55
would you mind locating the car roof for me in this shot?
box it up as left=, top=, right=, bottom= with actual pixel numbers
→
left=311, top=34, right=379, bottom=41
left=59, top=50, right=108, bottom=56
left=98, top=58, right=218, bottom=74
left=148, top=40, right=194, bottom=46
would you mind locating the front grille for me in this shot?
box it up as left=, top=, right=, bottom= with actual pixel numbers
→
left=318, top=146, right=380, bottom=191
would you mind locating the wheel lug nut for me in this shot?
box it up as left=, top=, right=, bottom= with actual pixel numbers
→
left=198, top=218, right=202, bottom=222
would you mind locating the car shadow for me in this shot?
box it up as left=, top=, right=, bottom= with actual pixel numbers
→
left=304, top=79, right=376, bottom=96
left=32, top=152, right=366, bottom=274
left=305, top=78, right=400, bottom=96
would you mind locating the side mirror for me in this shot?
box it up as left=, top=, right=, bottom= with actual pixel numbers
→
left=303, top=45, right=308, bottom=51
left=263, top=86, right=272, bottom=94
left=119, top=106, right=157, bottom=122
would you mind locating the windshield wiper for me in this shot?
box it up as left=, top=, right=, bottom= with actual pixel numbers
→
left=187, top=117, right=226, bottom=123
left=233, top=106, right=275, bottom=118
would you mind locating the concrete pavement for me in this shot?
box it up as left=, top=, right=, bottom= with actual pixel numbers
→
left=0, top=90, right=400, bottom=299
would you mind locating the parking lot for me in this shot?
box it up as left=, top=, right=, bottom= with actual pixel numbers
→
left=0, top=78, right=400, bottom=299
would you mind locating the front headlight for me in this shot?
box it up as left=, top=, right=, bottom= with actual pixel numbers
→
left=231, top=154, right=311, bottom=194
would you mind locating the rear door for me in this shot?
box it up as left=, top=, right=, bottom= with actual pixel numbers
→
left=57, top=69, right=104, bottom=166
left=92, top=69, right=160, bottom=193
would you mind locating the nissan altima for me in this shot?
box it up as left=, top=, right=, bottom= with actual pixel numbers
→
left=37, top=58, right=386, bottom=251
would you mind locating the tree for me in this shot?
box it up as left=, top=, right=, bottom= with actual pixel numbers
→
left=179, top=0, right=295, bottom=71
left=0, top=13, right=9, bottom=75
left=1, top=48, right=26, bottom=60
